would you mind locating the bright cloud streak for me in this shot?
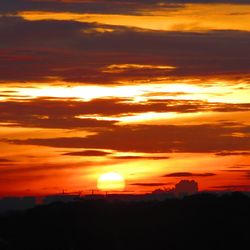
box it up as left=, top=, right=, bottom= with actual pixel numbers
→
left=20, top=4, right=250, bottom=32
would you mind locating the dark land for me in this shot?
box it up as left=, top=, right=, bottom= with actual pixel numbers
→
left=0, top=192, right=249, bottom=250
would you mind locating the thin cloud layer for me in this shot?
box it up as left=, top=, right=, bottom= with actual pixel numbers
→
left=130, top=182, right=171, bottom=187
left=63, top=150, right=111, bottom=156
left=111, top=156, right=170, bottom=160
left=0, top=158, right=13, bottom=163
left=7, top=123, right=250, bottom=153
left=163, top=172, right=216, bottom=177
left=211, top=185, right=250, bottom=190
left=1, top=0, right=250, bottom=16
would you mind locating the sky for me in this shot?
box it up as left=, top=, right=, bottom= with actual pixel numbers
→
left=0, top=0, right=250, bottom=197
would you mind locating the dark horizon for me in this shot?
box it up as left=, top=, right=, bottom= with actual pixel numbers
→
left=1, top=179, right=250, bottom=215
left=1, top=191, right=250, bottom=250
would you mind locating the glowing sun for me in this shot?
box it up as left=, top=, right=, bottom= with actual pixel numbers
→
left=97, top=172, right=126, bottom=192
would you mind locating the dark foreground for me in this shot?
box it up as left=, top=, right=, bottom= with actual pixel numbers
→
left=0, top=192, right=249, bottom=250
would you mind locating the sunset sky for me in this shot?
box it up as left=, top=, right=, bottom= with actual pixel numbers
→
left=0, top=0, right=250, bottom=197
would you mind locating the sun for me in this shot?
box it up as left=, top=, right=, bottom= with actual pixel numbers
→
left=97, top=172, right=126, bottom=192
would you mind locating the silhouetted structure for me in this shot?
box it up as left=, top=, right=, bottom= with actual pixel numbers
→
left=43, top=194, right=80, bottom=204
left=0, top=192, right=249, bottom=250
left=174, top=179, right=198, bottom=196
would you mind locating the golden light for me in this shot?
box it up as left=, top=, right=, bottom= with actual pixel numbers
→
left=20, top=4, right=250, bottom=32
left=102, top=64, right=176, bottom=73
left=97, top=172, right=126, bottom=192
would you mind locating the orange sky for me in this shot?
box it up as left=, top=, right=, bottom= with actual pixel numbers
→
left=0, top=0, right=250, bottom=197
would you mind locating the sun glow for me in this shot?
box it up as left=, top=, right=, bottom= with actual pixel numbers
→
left=97, top=172, right=126, bottom=192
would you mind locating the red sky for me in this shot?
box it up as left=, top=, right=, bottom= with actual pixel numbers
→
left=0, top=0, right=250, bottom=196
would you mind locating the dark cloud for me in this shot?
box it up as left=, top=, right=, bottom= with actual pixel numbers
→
left=1, top=98, right=250, bottom=129
left=0, top=98, right=120, bottom=129
left=0, top=158, right=13, bottom=162
left=108, top=0, right=250, bottom=2
left=63, top=150, right=111, bottom=156
left=111, top=156, right=170, bottom=160
left=165, top=0, right=250, bottom=3
left=163, top=172, right=216, bottom=177
left=1, top=0, right=249, bottom=16
left=0, top=0, right=183, bottom=15
left=0, top=0, right=136, bottom=15
left=6, top=0, right=240, bottom=17
left=130, top=182, right=171, bottom=187
left=22, top=117, right=116, bottom=129
left=223, top=169, right=250, bottom=172
left=231, top=166, right=250, bottom=169
left=211, top=185, right=250, bottom=190
left=1, top=16, right=250, bottom=83
left=216, top=151, right=250, bottom=156
left=2, top=116, right=116, bottom=129
left=223, top=169, right=250, bottom=179
left=228, top=164, right=250, bottom=168
left=0, top=173, right=49, bottom=184
left=0, top=160, right=116, bottom=177
left=246, top=172, right=250, bottom=179
left=7, top=123, right=250, bottom=153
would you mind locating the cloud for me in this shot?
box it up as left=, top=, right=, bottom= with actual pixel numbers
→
left=1, top=15, right=250, bottom=83
left=1, top=0, right=250, bottom=16
left=0, top=160, right=116, bottom=177
left=223, top=169, right=250, bottom=179
left=111, top=156, right=170, bottom=160
left=0, top=98, right=120, bottom=129
left=0, top=158, right=13, bottom=162
left=2, top=116, right=116, bottom=129
left=211, top=185, right=250, bottom=190
left=230, top=164, right=250, bottom=168
left=1, top=98, right=250, bottom=129
left=7, top=123, right=250, bottom=153
left=216, top=151, right=250, bottom=156
left=167, top=0, right=250, bottom=2
left=163, top=172, right=216, bottom=177
left=130, top=182, right=172, bottom=187
left=5, top=0, right=224, bottom=16
left=0, top=0, right=181, bottom=15
left=63, top=150, right=112, bottom=156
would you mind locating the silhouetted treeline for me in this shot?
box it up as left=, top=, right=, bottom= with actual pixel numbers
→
left=0, top=192, right=249, bottom=250
left=0, top=197, right=36, bottom=213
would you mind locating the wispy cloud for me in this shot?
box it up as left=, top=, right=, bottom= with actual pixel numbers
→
left=130, top=182, right=172, bottom=187
left=63, top=150, right=112, bottom=157
left=163, top=172, right=216, bottom=177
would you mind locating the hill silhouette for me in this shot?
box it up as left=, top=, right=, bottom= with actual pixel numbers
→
left=0, top=192, right=249, bottom=250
